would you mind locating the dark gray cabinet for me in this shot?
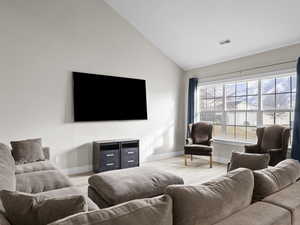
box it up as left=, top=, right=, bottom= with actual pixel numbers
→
left=93, top=139, right=139, bottom=173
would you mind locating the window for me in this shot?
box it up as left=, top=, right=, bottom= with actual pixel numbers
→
left=262, top=75, right=296, bottom=128
left=195, top=72, right=296, bottom=142
left=225, top=80, right=258, bottom=141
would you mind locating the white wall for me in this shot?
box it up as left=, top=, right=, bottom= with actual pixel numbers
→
left=184, top=43, right=300, bottom=163
left=0, top=0, right=185, bottom=174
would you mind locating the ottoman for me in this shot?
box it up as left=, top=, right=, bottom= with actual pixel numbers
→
left=88, top=166, right=184, bottom=208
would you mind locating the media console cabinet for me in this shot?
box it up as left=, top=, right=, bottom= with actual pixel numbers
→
left=92, top=139, right=139, bottom=173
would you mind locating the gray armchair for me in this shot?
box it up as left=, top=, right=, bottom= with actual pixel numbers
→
left=184, top=122, right=213, bottom=168
left=245, top=125, right=291, bottom=166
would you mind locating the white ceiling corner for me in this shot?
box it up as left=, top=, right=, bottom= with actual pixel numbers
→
left=104, top=0, right=300, bottom=70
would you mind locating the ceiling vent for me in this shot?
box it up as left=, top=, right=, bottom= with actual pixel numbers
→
left=219, top=39, right=231, bottom=45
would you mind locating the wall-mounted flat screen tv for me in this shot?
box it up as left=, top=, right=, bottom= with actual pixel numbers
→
left=73, top=72, right=148, bottom=122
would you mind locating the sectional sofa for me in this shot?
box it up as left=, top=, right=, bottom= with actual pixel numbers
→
left=50, top=159, right=300, bottom=225
left=0, top=143, right=98, bottom=225
left=1, top=140, right=300, bottom=225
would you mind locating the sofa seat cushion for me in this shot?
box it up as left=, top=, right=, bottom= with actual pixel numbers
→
left=253, top=159, right=300, bottom=201
left=41, top=187, right=99, bottom=211
left=166, top=168, right=254, bottom=225
left=48, top=195, right=172, bottom=225
left=15, top=160, right=56, bottom=174
left=263, top=181, right=300, bottom=225
left=16, top=170, right=72, bottom=193
left=214, top=202, right=291, bottom=225
left=88, top=167, right=183, bottom=207
left=184, top=144, right=212, bottom=155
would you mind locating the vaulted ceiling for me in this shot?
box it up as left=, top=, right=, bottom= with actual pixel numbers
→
left=105, top=0, right=300, bottom=70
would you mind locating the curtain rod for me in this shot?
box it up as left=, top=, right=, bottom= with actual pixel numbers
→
left=195, top=59, right=297, bottom=79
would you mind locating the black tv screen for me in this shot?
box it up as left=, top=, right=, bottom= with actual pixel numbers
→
left=73, top=72, right=148, bottom=122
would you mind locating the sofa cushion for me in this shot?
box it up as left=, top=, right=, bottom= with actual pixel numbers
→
left=166, top=168, right=254, bottom=225
left=228, top=152, right=270, bottom=171
left=40, top=187, right=99, bottom=211
left=16, top=170, right=72, bottom=193
left=214, top=202, right=291, bottom=225
left=0, top=144, right=16, bottom=190
left=11, top=138, right=45, bottom=164
left=48, top=195, right=172, bottom=225
left=0, top=144, right=16, bottom=213
left=15, top=160, right=56, bottom=174
left=263, top=181, right=300, bottom=225
left=88, top=167, right=183, bottom=207
left=0, top=190, right=87, bottom=225
left=0, top=213, right=11, bottom=225
left=253, top=159, right=300, bottom=201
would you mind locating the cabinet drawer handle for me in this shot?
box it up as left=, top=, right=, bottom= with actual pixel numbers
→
left=128, top=160, right=135, bottom=163
left=128, top=151, right=135, bottom=154
left=106, top=163, right=114, bottom=166
left=106, top=153, right=114, bottom=157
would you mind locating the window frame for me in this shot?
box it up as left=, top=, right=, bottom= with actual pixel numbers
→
left=195, top=69, right=296, bottom=144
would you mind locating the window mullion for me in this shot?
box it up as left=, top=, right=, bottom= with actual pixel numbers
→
left=222, top=84, right=226, bottom=138
left=257, top=80, right=263, bottom=127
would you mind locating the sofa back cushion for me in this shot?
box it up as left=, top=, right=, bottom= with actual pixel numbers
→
left=0, top=190, right=87, bottom=225
left=228, top=152, right=270, bottom=171
left=11, top=138, right=45, bottom=164
left=166, top=168, right=254, bottom=225
left=253, top=159, right=300, bottom=201
left=48, top=195, right=172, bottom=225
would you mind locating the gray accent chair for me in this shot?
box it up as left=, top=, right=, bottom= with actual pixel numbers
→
left=184, top=122, right=213, bottom=168
left=244, top=125, right=291, bottom=166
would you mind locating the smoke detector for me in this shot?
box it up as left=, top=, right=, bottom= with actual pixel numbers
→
left=219, top=39, right=231, bottom=45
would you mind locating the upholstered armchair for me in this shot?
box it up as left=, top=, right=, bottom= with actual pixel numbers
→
left=245, top=125, right=291, bottom=166
left=184, top=122, right=213, bottom=168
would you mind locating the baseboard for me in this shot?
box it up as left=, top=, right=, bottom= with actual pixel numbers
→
left=143, top=151, right=184, bottom=162
left=62, top=164, right=93, bottom=175
left=62, top=151, right=184, bottom=175
left=62, top=152, right=228, bottom=175
left=212, top=156, right=228, bottom=164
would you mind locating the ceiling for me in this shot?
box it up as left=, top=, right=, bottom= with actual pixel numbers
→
left=104, top=0, right=300, bottom=70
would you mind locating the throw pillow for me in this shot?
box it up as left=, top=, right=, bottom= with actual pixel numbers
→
left=253, top=159, right=300, bottom=201
left=228, top=152, right=270, bottom=171
left=0, top=190, right=87, bottom=225
left=48, top=195, right=172, bottom=225
left=166, top=168, right=254, bottom=225
left=11, top=138, right=45, bottom=164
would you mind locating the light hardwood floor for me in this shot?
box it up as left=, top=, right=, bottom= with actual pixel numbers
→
left=69, top=156, right=227, bottom=194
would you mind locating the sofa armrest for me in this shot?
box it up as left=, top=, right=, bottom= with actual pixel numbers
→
left=244, top=144, right=260, bottom=153
left=267, top=148, right=284, bottom=166
left=185, top=138, right=193, bottom=145
left=267, top=148, right=283, bottom=157
left=43, top=147, right=50, bottom=160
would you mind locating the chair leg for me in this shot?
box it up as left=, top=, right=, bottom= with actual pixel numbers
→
left=184, top=154, right=187, bottom=166
left=209, top=155, right=212, bottom=168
